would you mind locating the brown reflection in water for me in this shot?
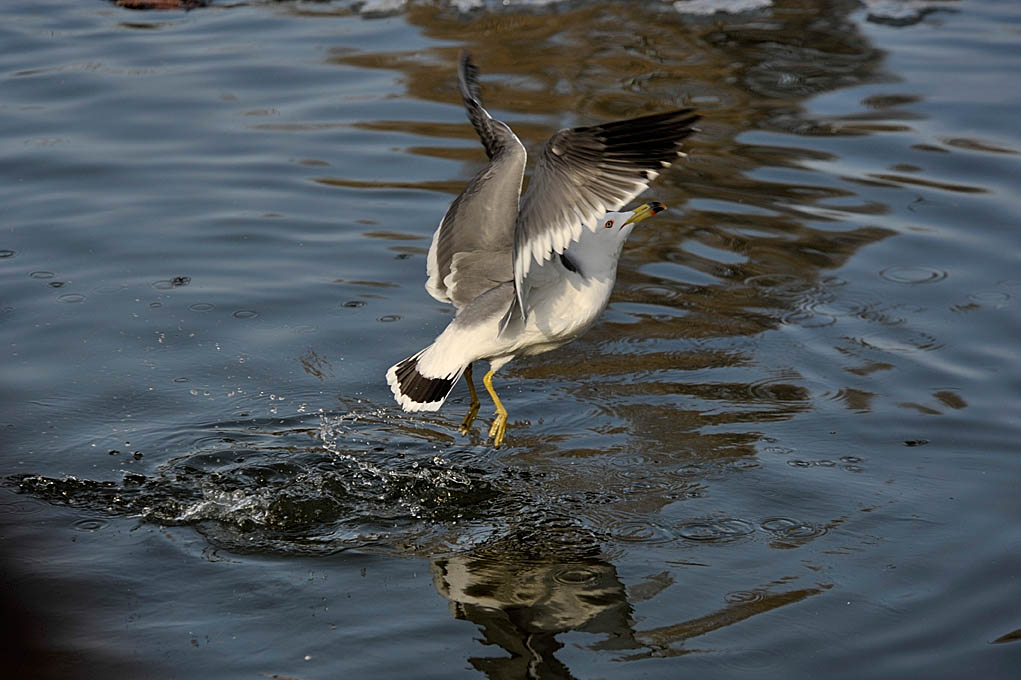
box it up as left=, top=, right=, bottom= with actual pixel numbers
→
left=329, top=2, right=897, bottom=456
left=432, top=528, right=828, bottom=677
left=625, top=584, right=829, bottom=661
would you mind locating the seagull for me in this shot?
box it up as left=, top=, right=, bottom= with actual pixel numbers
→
left=386, top=52, right=699, bottom=447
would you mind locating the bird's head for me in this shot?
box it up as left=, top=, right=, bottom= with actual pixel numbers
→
left=568, top=202, right=667, bottom=276
left=598, top=202, right=666, bottom=239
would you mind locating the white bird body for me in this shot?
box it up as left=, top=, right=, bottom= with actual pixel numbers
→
left=385, top=52, right=698, bottom=446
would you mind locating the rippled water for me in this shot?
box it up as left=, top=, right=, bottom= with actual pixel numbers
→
left=2, top=0, right=1020, bottom=677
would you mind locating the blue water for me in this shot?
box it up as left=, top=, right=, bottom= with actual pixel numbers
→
left=2, top=1, right=1020, bottom=678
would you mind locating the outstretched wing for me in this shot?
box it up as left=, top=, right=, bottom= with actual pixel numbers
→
left=511, top=109, right=700, bottom=314
left=424, top=52, right=527, bottom=309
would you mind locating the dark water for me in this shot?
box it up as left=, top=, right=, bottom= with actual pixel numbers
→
left=2, top=0, right=1020, bottom=677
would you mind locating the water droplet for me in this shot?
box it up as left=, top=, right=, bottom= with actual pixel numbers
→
left=48, top=281, right=66, bottom=288
left=0, top=249, right=14, bottom=258
left=232, top=310, right=258, bottom=319
left=189, top=303, right=215, bottom=312
left=171, top=276, right=191, bottom=287
left=342, top=300, right=366, bottom=308
left=880, top=266, right=947, bottom=284
left=57, top=293, right=86, bottom=304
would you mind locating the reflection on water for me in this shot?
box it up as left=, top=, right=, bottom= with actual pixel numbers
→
left=433, top=530, right=636, bottom=679
left=432, top=525, right=829, bottom=677
left=3, top=0, right=1021, bottom=677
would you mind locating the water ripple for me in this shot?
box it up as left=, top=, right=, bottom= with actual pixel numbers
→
left=760, top=517, right=827, bottom=547
left=605, top=519, right=675, bottom=545
left=676, top=518, right=756, bottom=542
left=880, top=266, right=948, bottom=284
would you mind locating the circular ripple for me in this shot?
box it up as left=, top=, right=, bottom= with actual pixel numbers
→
left=552, top=566, right=601, bottom=586
left=232, top=310, right=258, bottom=319
left=880, top=266, right=947, bottom=284
left=377, top=315, right=401, bottom=323
left=607, top=520, right=675, bottom=544
left=968, top=291, right=1011, bottom=305
left=0, top=500, right=45, bottom=514
left=725, top=589, right=765, bottom=604
left=48, top=281, right=66, bottom=288
left=57, top=293, right=86, bottom=304
left=761, top=517, right=826, bottom=541
left=749, top=377, right=806, bottom=402
left=677, top=518, right=755, bottom=542
left=781, top=309, right=837, bottom=327
left=151, top=280, right=175, bottom=290
left=0, top=249, right=14, bottom=258
left=633, top=284, right=694, bottom=303
left=189, top=303, right=215, bottom=312
left=72, top=518, right=108, bottom=532
left=809, top=299, right=866, bottom=317
left=30, top=270, right=55, bottom=279
left=342, top=300, right=366, bottom=308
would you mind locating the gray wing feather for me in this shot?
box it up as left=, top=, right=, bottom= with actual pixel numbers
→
left=511, top=109, right=700, bottom=314
left=425, top=52, right=526, bottom=309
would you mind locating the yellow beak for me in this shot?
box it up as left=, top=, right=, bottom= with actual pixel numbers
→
left=623, top=201, right=667, bottom=226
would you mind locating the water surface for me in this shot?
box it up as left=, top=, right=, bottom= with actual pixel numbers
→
left=2, top=0, right=1020, bottom=678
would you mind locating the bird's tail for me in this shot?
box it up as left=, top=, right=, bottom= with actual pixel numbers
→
left=386, top=345, right=467, bottom=412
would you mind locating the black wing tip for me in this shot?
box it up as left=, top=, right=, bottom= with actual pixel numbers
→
left=458, top=51, right=482, bottom=100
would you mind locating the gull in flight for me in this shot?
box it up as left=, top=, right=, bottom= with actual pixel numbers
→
left=387, top=52, right=699, bottom=447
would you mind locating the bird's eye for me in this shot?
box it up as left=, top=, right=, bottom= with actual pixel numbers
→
left=604, top=219, right=614, bottom=229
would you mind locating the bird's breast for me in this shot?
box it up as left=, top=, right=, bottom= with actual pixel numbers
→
left=523, top=275, right=615, bottom=343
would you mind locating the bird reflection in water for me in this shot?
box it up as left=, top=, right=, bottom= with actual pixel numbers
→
left=431, top=530, right=638, bottom=679
left=431, top=527, right=829, bottom=677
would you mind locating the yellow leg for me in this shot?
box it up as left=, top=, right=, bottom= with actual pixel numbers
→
left=482, top=367, right=508, bottom=448
left=458, top=363, right=480, bottom=435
